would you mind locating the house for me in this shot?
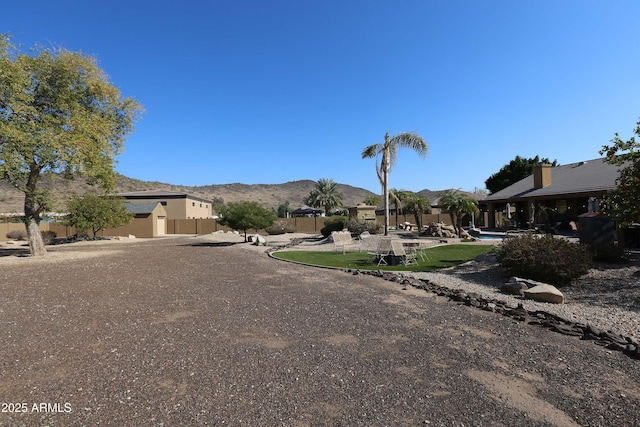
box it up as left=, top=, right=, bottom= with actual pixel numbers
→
left=348, top=203, right=377, bottom=221
left=483, top=158, right=624, bottom=230
left=118, top=190, right=212, bottom=219
left=100, top=202, right=167, bottom=238
left=291, top=205, right=324, bottom=217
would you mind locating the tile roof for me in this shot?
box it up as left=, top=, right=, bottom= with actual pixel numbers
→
left=484, top=158, right=625, bottom=202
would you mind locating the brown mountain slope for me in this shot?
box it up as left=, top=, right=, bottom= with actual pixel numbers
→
left=0, top=174, right=483, bottom=214
left=0, top=174, right=379, bottom=213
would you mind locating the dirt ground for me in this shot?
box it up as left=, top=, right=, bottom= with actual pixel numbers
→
left=0, top=234, right=639, bottom=426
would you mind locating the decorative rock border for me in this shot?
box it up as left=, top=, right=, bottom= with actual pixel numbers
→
left=351, top=269, right=640, bottom=361
left=266, top=237, right=639, bottom=360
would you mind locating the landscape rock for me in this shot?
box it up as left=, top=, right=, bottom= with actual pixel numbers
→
left=251, top=234, right=266, bottom=246
left=499, top=278, right=529, bottom=296
left=523, top=284, right=564, bottom=304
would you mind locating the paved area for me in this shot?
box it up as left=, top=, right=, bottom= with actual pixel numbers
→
left=1, top=235, right=639, bottom=426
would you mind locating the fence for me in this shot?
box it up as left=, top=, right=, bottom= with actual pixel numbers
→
left=1, top=213, right=454, bottom=239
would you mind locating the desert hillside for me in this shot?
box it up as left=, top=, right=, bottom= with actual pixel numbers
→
left=0, top=174, right=378, bottom=213
left=0, top=173, right=483, bottom=214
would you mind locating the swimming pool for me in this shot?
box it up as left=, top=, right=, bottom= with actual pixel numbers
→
left=474, top=233, right=506, bottom=240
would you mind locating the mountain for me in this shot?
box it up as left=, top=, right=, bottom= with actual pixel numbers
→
left=0, top=173, right=485, bottom=214
left=0, top=174, right=379, bottom=213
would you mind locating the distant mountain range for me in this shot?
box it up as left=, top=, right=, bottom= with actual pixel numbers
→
left=0, top=173, right=482, bottom=213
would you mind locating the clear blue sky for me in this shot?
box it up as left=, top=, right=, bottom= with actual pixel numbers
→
left=4, top=0, right=640, bottom=194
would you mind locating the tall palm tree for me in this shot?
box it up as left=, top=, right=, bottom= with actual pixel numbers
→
left=362, top=132, right=428, bottom=235
left=438, top=190, right=479, bottom=237
left=404, top=194, right=430, bottom=231
left=304, top=178, right=343, bottom=216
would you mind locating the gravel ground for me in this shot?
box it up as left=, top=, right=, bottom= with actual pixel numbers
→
left=408, top=253, right=640, bottom=341
left=0, top=234, right=639, bottom=426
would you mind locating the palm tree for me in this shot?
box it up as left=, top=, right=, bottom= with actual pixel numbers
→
left=404, top=194, right=430, bottom=231
left=438, top=190, right=479, bottom=237
left=363, top=195, right=381, bottom=206
left=362, top=132, right=428, bottom=235
left=304, top=178, right=343, bottom=216
left=391, top=188, right=412, bottom=228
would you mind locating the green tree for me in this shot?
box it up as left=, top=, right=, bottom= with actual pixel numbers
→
left=63, top=194, right=133, bottom=238
left=0, top=35, right=142, bottom=256
left=485, top=155, right=558, bottom=194
left=217, top=201, right=276, bottom=241
left=304, top=178, right=343, bottom=216
left=363, top=195, right=380, bottom=206
left=599, top=118, right=640, bottom=226
left=438, top=190, right=479, bottom=237
left=277, top=201, right=291, bottom=218
left=403, top=194, right=430, bottom=231
left=362, top=132, right=428, bottom=235
left=390, top=188, right=413, bottom=229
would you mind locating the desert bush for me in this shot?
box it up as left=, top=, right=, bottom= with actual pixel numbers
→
left=347, top=218, right=383, bottom=235
left=320, top=216, right=349, bottom=237
left=265, top=220, right=296, bottom=235
left=41, top=230, right=57, bottom=245
left=495, top=234, right=593, bottom=287
left=6, top=229, right=27, bottom=240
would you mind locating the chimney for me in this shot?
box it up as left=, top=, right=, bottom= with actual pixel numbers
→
left=533, top=164, right=552, bottom=189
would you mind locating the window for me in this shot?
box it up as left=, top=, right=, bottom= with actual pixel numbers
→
left=199, top=203, right=202, bottom=208
left=192, top=202, right=195, bottom=207
left=160, top=201, right=167, bottom=206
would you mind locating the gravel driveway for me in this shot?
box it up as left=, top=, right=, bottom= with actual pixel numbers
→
left=1, top=235, right=639, bottom=426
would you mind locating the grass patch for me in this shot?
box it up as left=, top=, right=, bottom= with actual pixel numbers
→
left=272, top=244, right=493, bottom=271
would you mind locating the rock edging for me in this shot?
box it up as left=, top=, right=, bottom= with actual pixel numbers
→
left=350, top=269, right=640, bottom=361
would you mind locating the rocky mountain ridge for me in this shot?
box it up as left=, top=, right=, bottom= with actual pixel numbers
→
left=0, top=173, right=481, bottom=213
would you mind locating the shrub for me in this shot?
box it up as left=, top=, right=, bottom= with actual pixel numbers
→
left=41, top=230, right=57, bottom=245
left=320, top=216, right=349, bottom=237
left=590, top=241, right=630, bottom=263
left=347, top=218, right=383, bottom=235
left=6, top=229, right=27, bottom=240
left=495, top=234, right=593, bottom=287
left=265, top=220, right=296, bottom=235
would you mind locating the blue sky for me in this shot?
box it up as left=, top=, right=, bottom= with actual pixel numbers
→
left=4, top=1, right=640, bottom=194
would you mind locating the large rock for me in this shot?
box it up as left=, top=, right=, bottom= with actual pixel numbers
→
left=523, top=283, right=564, bottom=304
left=499, top=277, right=529, bottom=296
left=251, top=234, right=266, bottom=246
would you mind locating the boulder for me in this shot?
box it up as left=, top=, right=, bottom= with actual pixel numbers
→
left=523, top=284, right=564, bottom=304
left=251, top=234, right=266, bottom=246
left=499, top=277, right=529, bottom=296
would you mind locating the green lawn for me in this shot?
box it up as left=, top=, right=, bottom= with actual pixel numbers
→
left=272, top=244, right=493, bottom=271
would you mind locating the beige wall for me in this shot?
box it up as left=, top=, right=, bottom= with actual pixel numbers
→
left=2, top=213, right=453, bottom=241
left=124, top=197, right=211, bottom=219
left=100, top=214, right=154, bottom=238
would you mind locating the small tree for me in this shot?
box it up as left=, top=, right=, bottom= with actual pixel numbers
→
left=363, top=195, right=380, bottom=206
left=599, top=118, right=640, bottom=226
left=277, top=201, right=291, bottom=218
left=0, top=35, right=142, bottom=255
left=217, top=201, right=276, bottom=241
left=438, top=190, right=479, bottom=237
left=63, top=194, right=132, bottom=238
left=403, top=194, right=430, bottom=231
left=391, top=188, right=413, bottom=228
